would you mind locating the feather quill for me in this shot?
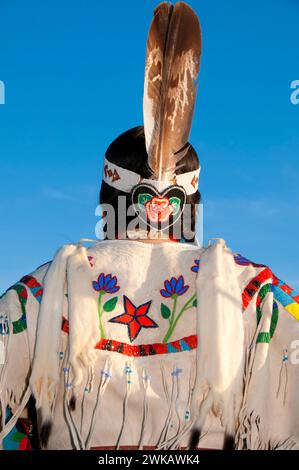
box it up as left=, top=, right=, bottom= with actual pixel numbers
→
left=143, top=2, right=201, bottom=181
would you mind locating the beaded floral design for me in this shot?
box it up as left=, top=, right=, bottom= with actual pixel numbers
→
left=160, top=275, right=196, bottom=343
left=191, top=259, right=200, bottom=273
left=92, top=273, right=120, bottom=338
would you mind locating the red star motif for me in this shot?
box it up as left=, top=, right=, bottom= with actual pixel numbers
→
left=109, top=296, right=158, bottom=342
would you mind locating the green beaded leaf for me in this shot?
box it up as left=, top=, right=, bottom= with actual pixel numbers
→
left=192, top=297, right=197, bottom=307
left=169, top=196, right=181, bottom=216
left=103, top=296, right=118, bottom=312
left=138, top=193, right=152, bottom=210
left=161, top=303, right=171, bottom=319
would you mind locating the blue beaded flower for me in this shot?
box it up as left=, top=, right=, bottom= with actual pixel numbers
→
left=160, top=276, right=189, bottom=298
left=92, top=273, right=120, bottom=294
left=191, top=259, right=200, bottom=273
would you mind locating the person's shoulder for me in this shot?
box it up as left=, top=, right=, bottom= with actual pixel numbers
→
left=234, top=252, right=299, bottom=322
left=1, top=260, right=50, bottom=297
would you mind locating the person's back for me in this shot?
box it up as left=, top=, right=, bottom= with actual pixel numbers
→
left=47, top=240, right=202, bottom=449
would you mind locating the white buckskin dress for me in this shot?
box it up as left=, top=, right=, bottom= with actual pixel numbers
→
left=1, top=239, right=299, bottom=450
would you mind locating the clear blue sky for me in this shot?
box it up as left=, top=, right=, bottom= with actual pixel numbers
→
left=0, top=0, right=298, bottom=293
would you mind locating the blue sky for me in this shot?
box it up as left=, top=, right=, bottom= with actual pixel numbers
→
left=0, top=0, right=298, bottom=293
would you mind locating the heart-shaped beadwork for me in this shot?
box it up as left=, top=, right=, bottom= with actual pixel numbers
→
left=131, top=183, right=186, bottom=230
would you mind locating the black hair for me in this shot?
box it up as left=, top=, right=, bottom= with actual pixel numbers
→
left=99, top=126, right=201, bottom=241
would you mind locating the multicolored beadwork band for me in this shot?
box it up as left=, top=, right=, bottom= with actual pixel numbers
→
left=94, top=334, right=197, bottom=356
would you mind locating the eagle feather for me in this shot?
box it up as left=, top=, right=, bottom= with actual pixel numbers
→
left=143, top=2, right=202, bottom=180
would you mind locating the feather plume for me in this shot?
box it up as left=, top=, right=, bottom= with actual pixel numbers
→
left=143, top=2, right=201, bottom=181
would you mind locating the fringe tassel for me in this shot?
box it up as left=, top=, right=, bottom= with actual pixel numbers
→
left=138, top=368, right=151, bottom=449
left=156, top=363, right=172, bottom=448
left=156, top=364, right=181, bottom=449
left=85, top=359, right=111, bottom=450
left=276, top=437, right=299, bottom=450
left=235, top=305, right=266, bottom=450
left=80, top=367, right=94, bottom=435
left=236, top=409, right=299, bottom=450
left=115, top=361, right=133, bottom=450
left=157, top=359, right=197, bottom=449
left=63, top=363, right=85, bottom=450
left=176, top=358, right=200, bottom=449
left=276, top=348, right=289, bottom=406
left=236, top=293, right=282, bottom=450
left=1, top=383, right=28, bottom=411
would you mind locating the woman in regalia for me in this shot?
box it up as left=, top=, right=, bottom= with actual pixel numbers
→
left=1, top=2, right=299, bottom=450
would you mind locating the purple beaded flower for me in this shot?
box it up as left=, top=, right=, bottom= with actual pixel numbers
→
left=92, top=273, right=120, bottom=294
left=191, top=259, right=200, bottom=273
left=160, top=276, right=189, bottom=298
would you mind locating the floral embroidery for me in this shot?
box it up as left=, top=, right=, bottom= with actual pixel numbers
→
left=160, top=275, right=196, bottom=343
left=109, top=295, right=158, bottom=342
left=191, top=259, right=200, bottom=273
left=93, top=273, right=120, bottom=294
left=132, top=183, right=186, bottom=231
left=92, top=273, right=120, bottom=338
left=145, top=196, right=174, bottom=223
left=160, top=275, right=189, bottom=298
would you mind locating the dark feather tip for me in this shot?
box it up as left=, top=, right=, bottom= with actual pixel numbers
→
left=223, top=434, right=235, bottom=451
left=39, top=420, right=52, bottom=448
left=69, top=395, right=76, bottom=411
left=189, top=429, right=201, bottom=449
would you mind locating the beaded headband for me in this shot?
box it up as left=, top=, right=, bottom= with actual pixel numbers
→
left=103, top=157, right=200, bottom=196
